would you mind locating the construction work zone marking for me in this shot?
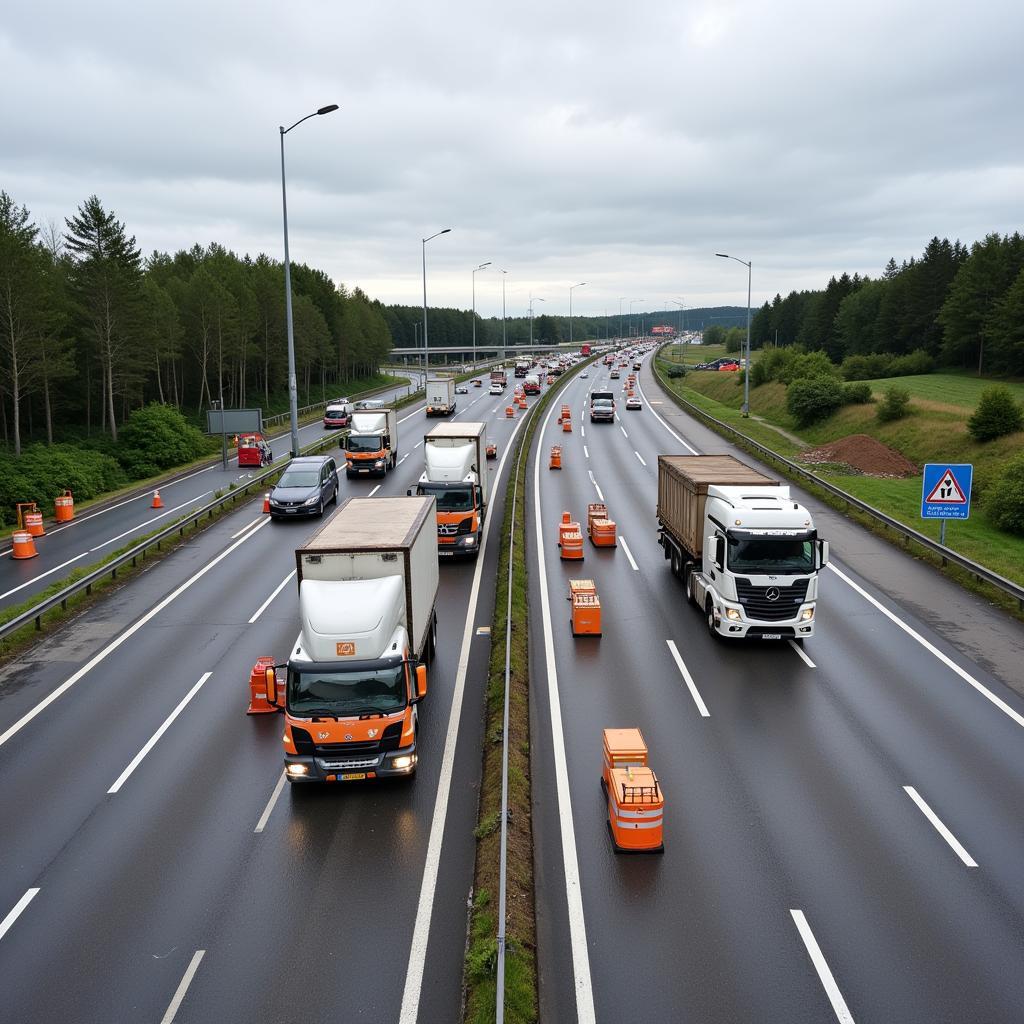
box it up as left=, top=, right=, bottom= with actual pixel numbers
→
left=254, top=772, right=288, bottom=833
left=828, top=563, right=1024, bottom=731
left=666, top=640, right=710, bottom=717
left=587, top=471, right=605, bottom=503
left=0, top=518, right=271, bottom=751
left=249, top=570, right=296, bottom=623
left=0, top=552, right=89, bottom=601
left=619, top=536, right=639, bottom=572
left=89, top=491, right=213, bottom=551
left=108, top=672, right=214, bottom=793
left=903, top=786, right=977, bottom=867
left=399, top=410, right=531, bottom=1024
left=0, top=888, right=40, bottom=943
left=160, top=949, right=206, bottom=1024
left=790, top=910, right=856, bottom=1024
left=532, top=399, right=597, bottom=1023
left=789, top=640, right=816, bottom=668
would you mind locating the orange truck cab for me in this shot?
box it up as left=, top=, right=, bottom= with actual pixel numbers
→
left=253, top=497, right=439, bottom=783
left=412, top=422, right=488, bottom=559
left=344, top=407, right=399, bottom=477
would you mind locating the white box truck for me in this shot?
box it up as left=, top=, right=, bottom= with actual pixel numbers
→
left=344, top=407, right=398, bottom=476
left=657, top=455, right=828, bottom=641
left=260, top=496, right=439, bottom=783
left=412, top=422, right=488, bottom=558
left=425, top=377, right=457, bottom=416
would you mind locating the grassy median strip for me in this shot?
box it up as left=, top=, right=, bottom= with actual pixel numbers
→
left=463, top=356, right=603, bottom=1024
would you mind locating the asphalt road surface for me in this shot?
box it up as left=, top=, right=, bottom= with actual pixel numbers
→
left=529, top=351, right=1024, bottom=1023
left=0, top=377, right=527, bottom=1023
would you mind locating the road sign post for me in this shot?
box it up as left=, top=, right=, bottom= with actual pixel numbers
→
left=921, top=463, right=973, bottom=546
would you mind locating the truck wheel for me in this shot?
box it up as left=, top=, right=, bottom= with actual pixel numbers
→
left=426, top=614, right=438, bottom=664
left=705, top=599, right=720, bottom=640
left=670, top=549, right=681, bottom=578
left=684, top=564, right=695, bottom=605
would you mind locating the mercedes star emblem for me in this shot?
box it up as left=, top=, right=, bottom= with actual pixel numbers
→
left=765, top=587, right=781, bottom=602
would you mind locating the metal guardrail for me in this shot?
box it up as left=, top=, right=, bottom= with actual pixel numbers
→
left=652, top=354, right=1024, bottom=611
left=0, top=432, right=342, bottom=640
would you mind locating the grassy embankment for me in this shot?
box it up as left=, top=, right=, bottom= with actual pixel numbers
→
left=654, top=355, right=1024, bottom=595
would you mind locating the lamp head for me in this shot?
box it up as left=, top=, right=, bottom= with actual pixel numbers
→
left=317, top=104, right=339, bottom=115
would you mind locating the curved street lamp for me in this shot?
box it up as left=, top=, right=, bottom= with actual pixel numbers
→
left=280, top=103, right=338, bottom=456
left=716, top=253, right=752, bottom=415
left=421, top=228, right=452, bottom=374
left=629, top=298, right=644, bottom=340
left=472, top=262, right=491, bottom=367
left=499, top=270, right=509, bottom=354
left=569, top=282, right=586, bottom=347
left=529, top=293, right=546, bottom=347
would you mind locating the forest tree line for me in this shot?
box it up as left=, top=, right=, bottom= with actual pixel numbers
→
left=0, top=191, right=393, bottom=456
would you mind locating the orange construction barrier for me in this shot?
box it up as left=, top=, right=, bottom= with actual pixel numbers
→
left=562, top=413, right=572, bottom=433
left=559, top=516, right=584, bottom=560
left=54, top=490, right=75, bottom=522
left=549, top=445, right=562, bottom=470
left=569, top=579, right=601, bottom=636
left=247, top=656, right=282, bottom=714
left=486, top=443, right=497, bottom=460
left=262, top=492, right=271, bottom=514
left=11, top=531, right=39, bottom=560
left=557, top=510, right=572, bottom=545
left=23, top=509, right=45, bottom=537
left=602, top=728, right=663, bottom=853
left=587, top=502, right=617, bottom=547
left=151, top=489, right=164, bottom=509
left=506, top=405, right=515, bottom=418
left=558, top=404, right=570, bottom=424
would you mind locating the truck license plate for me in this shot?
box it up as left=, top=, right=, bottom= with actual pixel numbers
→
left=341, top=772, right=366, bottom=781
left=761, top=633, right=782, bottom=640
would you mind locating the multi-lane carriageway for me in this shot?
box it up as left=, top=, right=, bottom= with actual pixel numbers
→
left=531, top=355, right=1024, bottom=1023
left=0, top=377, right=524, bottom=1023
left=1, top=353, right=1024, bottom=1023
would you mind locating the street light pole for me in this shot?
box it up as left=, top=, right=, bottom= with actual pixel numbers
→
left=629, top=298, right=643, bottom=341
left=499, top=270, right=509, bottom=354
left=280, top=102, right=338, bottom=457
left=716, top=253, right=752, bottom=416
left=618, top=296, right=627, bottom=342
left=569, top=281, right=586, bottom=348
left=422, top=228, right=452, bottom=377
left=472, top=261, right=491, bottom=368
left=529, top=293, right=545, bottom=347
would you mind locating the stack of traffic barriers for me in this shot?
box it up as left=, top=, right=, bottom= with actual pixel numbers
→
left=569, top=579, right=601, bottom=636
left=587, top=502, right=617, bottom=547
left=558, top=512, right=584, bottom=561
left=601, top=728, right=664, bottom=853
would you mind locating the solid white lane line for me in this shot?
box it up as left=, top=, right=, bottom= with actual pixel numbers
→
left=0, top=518, right=270, bottom=751
left=789, top=640, right=817, bottom=668
left=0, top=888, right=40, bottom=942
left=254, top=772, right=288, bottom=833
left=413, top=441, right=422, bottom=449
left=790, top=910, right=855, bottom=1024
left=368, top=484, right=382, bottom=497
left=108, top=672, right=214, bottom=793
left=249, top=570, right=296, bottom=624
left=0, top=552, right=90, bottom=600
left=829, top=563, right=1024, bottom=731
left=400, top=411, right=531, bottom=1024
left=399, top=405, right=427, bottom=424
left=634, top=451, right=647, bottom=466
left=160, top=949, right=206, bottom=1024
left=533, top=401, right=596, bottom=1023
left=903, top=786, right=977, bottom=867
left=636, top=378, right=700, bottom=454
left=619, top=536, right=639, bottom=572
left=398, top=454, right=409, bottom=466
left=89, top=492, right=213, bottom=552
left=587, top=471, right=605, bottom=503
left=231, top=516, right=263, bottom=540
left=666, top=640, right=710, bottom=717
left=620, top=426, right=629, bottom=439
left=584, top=446, right=590, bottom=459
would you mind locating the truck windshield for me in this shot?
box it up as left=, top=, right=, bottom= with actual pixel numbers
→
left=288, top=663, right=406, bottom=716
left=727, top=536, right=815, bottom=575
left=418, top=484, right=474, bottom=511
left=348, top=435, right=382, bottom=453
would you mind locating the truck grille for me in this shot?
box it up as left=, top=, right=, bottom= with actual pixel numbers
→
left=291, top=722, right=403, bottom=757
left=734, top=578, right=809, bottom=621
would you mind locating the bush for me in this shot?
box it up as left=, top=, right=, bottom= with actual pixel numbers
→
left=842, top=381, right=873, bottom=405
left=967, top=386, right=1023, bottom=442
left=778, top=350, right=839, bottom=385
left=841, top=353, right=893, bottom=380
left=749, top=358, right=771, bottom=388
left=117, top=403, right=217, bottom=478
left=888, top=349, right=934, bottom=377
left=666, top=364, right=687, bottom=379
left=786, top=376, right=845, bottom=426
left=0, top=444, right=127, bottom=526
left=985, top=453, right=1024, bottom=535
left=876, top=385, right=911, bottom=422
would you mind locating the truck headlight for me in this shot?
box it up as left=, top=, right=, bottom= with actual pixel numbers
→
left=462, top=535, right=477, bottom=547
left=286, top=764, right=309, bottom=776
left=725, top=607, right=742, bottom=621
left=801, top=607, right=815, bottom=621
left=391, top=754, right=416, bottom=770
left=375, top=459, right=384, bottom=468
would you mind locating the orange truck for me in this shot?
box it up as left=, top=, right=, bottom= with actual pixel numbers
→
left=257, top=496, right=439, bottom=783
left=412, top=422, right=488, bottom=559
left=344, top=407, right=399, bottom=477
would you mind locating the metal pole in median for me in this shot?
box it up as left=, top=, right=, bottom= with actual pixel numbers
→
left=422, top=228, right=452, bottom=379
left=473, top=261, right=491, bottom=368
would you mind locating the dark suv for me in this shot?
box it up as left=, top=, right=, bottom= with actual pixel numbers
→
left=268, top=456, right=339, bottom=519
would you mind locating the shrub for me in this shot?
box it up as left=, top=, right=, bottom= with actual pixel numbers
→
left=888, top=349, right=935, bottom=377
left=842, top=381, right=873, bottom=405
left=778, top=350, right=839, bottom=385
left=967, top=386, right=1023, bottom=442
left=876, top=385, right=911, bottom=422
left=841, top=353, right=893, bottom=380
left=749, top=358, right=771, bottom=388
left=757, top=346, right=801, bottom=384
left=117, top=403, right=217, bottom=478
left=985, top=453, right=1024, bottom=535
left=666, top=364, right=687, bottom=379
left=786, top=376, right=845, bottom=426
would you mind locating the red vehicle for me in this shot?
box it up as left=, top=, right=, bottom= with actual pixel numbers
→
left=718, top=362, right=740, bottom=372
left=237, top=433, right=273, bottom=467
left=581, top=344, right=591, bottom=356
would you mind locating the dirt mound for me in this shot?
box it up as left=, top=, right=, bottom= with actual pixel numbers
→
left=798, top=434, right=917, bottom=477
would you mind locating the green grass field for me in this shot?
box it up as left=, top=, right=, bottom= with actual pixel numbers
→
left=863, top=372, right=1024, bottom=410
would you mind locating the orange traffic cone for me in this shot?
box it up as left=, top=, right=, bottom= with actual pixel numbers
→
left=151, top=489, right=164, bottom=509
left=262, top=492, right=271, bottom=514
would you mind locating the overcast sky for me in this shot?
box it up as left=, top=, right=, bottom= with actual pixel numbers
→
left=3, top=0, right=1022, bottom=322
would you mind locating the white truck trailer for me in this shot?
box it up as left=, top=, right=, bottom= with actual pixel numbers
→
left=657, top=455, right=828, bottom=641
left=425, top=377, right=457, bottom=416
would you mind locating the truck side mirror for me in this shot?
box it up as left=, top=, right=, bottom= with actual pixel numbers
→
left=415, top=664, right=427, bottom=700
left=264, top=666, right=278, bottom=706
left=407, top=488, right=413, bottom=496
left=476, top=485, right=483, bottom=508
left=817, top=540, right=830, bottom=569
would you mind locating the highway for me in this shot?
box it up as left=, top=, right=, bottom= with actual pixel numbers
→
left=0, top=376, right=523, bottom=1023
left=529, top=352, right=1024, bottom=1023
left=0, top=373, right=427, bottom=613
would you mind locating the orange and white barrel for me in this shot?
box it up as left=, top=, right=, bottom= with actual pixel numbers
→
left=11, top=531, right=39, bottom=559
